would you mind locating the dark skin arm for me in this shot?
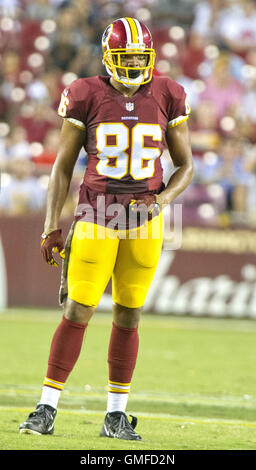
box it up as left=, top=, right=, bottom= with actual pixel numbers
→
left=44, top=119, right=86, bottom=233
left=156, top=120, right=194, bottom=206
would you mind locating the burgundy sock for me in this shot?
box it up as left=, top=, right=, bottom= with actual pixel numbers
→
left=108, top=322, right=139, bottom=384
left=46, top=315, right=87, bottom=383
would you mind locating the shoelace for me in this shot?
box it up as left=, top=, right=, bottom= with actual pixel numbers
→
left=29, top=406, right=52, bottom=422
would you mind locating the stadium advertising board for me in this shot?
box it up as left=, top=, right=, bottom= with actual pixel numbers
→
left=0, top=216, right=256, bottom=318
left=99, top=227, right=256, bottom=318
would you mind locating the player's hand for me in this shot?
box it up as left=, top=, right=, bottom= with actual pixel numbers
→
left=130, top=195, right=161, bottom=216
left=41, top=229, right=65, bottom=267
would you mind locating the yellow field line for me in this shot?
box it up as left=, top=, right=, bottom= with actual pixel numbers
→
left=1, top=406, right=256, bottom=429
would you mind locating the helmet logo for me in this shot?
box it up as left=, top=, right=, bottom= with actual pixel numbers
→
left=125, top=102, right=134, bottom=112
left=102, top=24, right=112, bottom=47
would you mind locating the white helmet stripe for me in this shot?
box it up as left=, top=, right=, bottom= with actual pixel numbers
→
left=120, top=17, right=132, bottom=45
left=133, top=18, right=143, bottom=44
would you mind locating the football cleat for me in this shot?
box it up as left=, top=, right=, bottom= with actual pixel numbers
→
left=102, top=17, right=155, bottom=87
left=100, top=411, right=142, bottom=440
left=19, top=404, right=57, bottom=435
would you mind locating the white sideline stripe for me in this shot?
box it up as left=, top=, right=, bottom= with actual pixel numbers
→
left=0, top=384, right=256, bottom=409
left=2, top=406, right=256, bottom=428
left=1, top=386, right=256, bottom=408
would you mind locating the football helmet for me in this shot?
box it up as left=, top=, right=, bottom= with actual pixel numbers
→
left=102, top=17, right=155, bottom=87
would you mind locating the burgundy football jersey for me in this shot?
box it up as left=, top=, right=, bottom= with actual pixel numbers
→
left=58, top=75, right=189, bottom=227
left=58, top=75, right=189, bottom=192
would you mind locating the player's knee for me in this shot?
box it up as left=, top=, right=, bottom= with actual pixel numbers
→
left=115, top=286, right=146, bottom=309
left=64, top=297, right=95, bottom=324
left=113, top=303, right=142, bottom=328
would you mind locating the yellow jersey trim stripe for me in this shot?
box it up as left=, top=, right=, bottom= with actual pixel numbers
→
left=66, top=117, right=86, bottom=130
left=168, top=115, right=189, bottom=128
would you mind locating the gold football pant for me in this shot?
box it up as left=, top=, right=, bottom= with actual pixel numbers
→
left=66, top=214, right=163, bottom=309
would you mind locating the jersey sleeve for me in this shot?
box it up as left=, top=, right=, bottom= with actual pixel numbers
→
left=57, top=79, right=87, bottom=130
left=166, top=79, right=191, bottom=128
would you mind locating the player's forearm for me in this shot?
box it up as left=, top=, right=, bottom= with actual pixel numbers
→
left=44, top=163, right=72, bottom=232
left=156, top=163, right=194, bottom=206
left=161, top=121, right=194, bottom=206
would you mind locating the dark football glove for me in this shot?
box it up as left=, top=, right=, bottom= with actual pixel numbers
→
left=41, top=228, right=65, bottom=267
left=130, top=195, right=161, bottom=216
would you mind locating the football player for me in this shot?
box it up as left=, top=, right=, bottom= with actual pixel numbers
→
left=20, top=17, right=193, bottom=440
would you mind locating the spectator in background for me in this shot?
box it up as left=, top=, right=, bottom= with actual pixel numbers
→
left=50, top=6, right=90, bottom=71
left=198, top=53, right=243, bottom=119
left=68, top=45, right=105, bottom=78
left=1, top=50, right=21, bottom=88
left=166, top=58, right=199, bottom=111
left=25, top=0, right=56, bottom=21
left=191, top=0, right=226, bottom=41
left=0, top=0, right=21, bottom=17
left=217, top=0, right=256, bottom=57
left=239, top=76, right=256, bottom=125
left=40, top=70, right=64, bottom=109
left=17, top=100, right=59, bottom=143
left=179, top=32, right=206, bottom=79
left=243, top=141, right=256, bottom=221
left=199, top=136, right=252, bottom=218
left=32, top=128, right=59, bottom=169
left=25, top=69, right=64, bottom=110
left=0, top=135, right=8, bottom=171
left=245, top=43, right=256, bottom=68
left=190, top=100, right=221, bottom=156
left=6, top=126, right=32, bottom=161
left=50, top=37, right=77, bottom=73
left=0, top=157, right=45, bottom=215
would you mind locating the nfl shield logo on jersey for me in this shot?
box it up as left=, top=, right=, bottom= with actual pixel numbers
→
left=126, top=102, right=134, bottom=112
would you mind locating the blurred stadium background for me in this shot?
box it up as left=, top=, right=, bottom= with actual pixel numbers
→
left=0, top=0, right=256, bottom=318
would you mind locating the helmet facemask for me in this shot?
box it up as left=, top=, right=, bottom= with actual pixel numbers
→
left=103, top=48, right=155, bottom=86
left=103, top=49, right=155, bottom=86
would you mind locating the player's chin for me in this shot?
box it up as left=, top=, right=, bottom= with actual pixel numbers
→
left=118, top=71, right=143, bottom=82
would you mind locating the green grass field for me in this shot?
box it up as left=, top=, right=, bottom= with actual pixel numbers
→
left=1, top=309, right=256, bottom=450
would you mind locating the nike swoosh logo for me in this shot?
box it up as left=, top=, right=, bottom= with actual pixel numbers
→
left=103, top=424, right=110, bottom=436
